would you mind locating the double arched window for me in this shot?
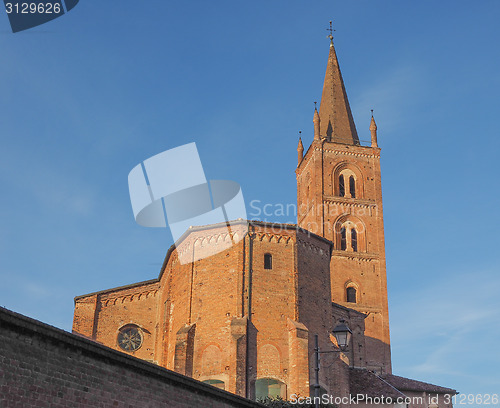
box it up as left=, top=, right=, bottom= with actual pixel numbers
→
left=338, top=224, right=358, bottom=252
left=334, top=164, right=362, bottom=199
left=339, top=174, right=356, bottom=198
left=334, top=214, right=367, bottom=253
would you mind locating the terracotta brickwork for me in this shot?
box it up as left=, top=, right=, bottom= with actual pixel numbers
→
left=70, top=40, right=458, bottom=405
left=296, top=43, right=391, bottom=374
left=73, top=222, right=355, bottom=399
left=72, top=39, right=393, bottom=399
left=73, top=280, right=160, bottom=363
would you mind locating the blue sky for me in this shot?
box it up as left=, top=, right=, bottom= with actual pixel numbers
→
left=1, top=0, right=499, bottom=403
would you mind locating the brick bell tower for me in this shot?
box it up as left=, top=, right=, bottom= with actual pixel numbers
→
left=296, top=36, right=392, bottom=374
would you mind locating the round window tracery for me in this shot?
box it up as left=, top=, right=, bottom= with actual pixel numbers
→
left=117, top=325, right=143, bottom=352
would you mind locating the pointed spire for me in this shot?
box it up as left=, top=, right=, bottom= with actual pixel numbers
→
left=370, top=110, right=378, bottom=148
left=318, top=39, right=360, bottom=145
left=297, top=137, right=304, bottom=164
left=313, top=105, right=320, bottom=140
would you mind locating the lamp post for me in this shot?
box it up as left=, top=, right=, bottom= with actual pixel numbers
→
left=313, top=320, right=352, bottom=408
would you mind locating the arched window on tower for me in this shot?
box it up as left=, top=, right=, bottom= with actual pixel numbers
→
left=351, top=229, right=358, bottom=252
left=349, top=176, right=356, bottom=198
left=264, top=253, right=272, bottom=270
left=346, top=287, right=357, bottom=303
left=339, top=175, right=345, bottom=197
left=340, top=227, right=347, bottom=251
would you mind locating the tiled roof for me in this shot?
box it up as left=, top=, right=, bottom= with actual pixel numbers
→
left=381, top=373, right=457, bottom=394
left=349, top=368, right=406, bottom=399
left=350, top=368, right=458, bottom=400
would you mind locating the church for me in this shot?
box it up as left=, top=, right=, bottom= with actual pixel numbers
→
left=72, top=35, right=457, bottom=406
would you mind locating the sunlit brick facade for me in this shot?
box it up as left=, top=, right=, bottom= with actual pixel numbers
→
left=73, top=39, right=456, bottom=406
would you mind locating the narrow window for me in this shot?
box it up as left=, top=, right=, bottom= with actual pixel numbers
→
left=346, top=287, right=357, bottom=303
left=349, top=176, right=356, bottom=198
left=351, top=228, right=358, bottom=252
left=339, top=175, right=345, bottom=197
left=340, top=227, right=347, bottom=250
left=264, top=253, right=272, bottom=270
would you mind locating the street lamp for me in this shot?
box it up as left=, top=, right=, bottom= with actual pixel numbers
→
left=332, top=320, right=352, bottom=350
left=313, top=320, right=352, bottom=408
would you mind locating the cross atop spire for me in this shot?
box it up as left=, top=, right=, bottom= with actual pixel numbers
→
left=327, top=20, right=335, bottom=46
left=318, top=30, right=360, bottom=145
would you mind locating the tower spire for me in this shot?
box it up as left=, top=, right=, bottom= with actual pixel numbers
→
left=318, top=29, right=360, bottom=145
left=313, top=103, right=320, bottom=140
left=370, top=110, right=378, bottom=148
left=297, top=136, right=304, bottom=164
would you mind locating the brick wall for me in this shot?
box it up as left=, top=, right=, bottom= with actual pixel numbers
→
left=73, top=280, right=161, bottom=364
left=71, top=221, right=372, bottom=401
left=0, top=306, right=265, bottom=408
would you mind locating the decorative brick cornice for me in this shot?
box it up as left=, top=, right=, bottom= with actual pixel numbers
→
left=100, top=289, right=159, bottom=306
left=314, top=146, right=380, bottom=159
left=323, top=195, right=377, bottom=208
left=174, top=228, right=246, bottom=262
left=331, top=249, right=378, bottom=261
left=255, top=232, right=294, bottom=244
left=74, top=279, right=160, bottom=302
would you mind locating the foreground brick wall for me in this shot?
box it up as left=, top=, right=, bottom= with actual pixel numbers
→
left=0, top=306, right=265, bottom=408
